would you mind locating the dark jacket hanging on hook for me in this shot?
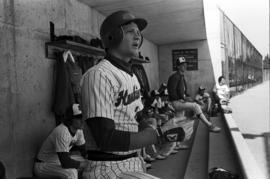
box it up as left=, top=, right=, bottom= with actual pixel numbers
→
left=77, top=55, right=95, bottom=74
left=53, top=51, right=82, bottom=122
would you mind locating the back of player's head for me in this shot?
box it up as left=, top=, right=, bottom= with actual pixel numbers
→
left=100, top=10, right=147, bottom=49
left=218, top=76, right=225, bottom=83
left=158, top=83, right=167, bottom=94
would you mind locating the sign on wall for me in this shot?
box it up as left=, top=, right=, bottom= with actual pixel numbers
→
left=172, top=49, right=198, bottom=71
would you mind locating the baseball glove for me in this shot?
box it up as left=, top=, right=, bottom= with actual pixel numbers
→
left=156, top=119, right=185, bottom=142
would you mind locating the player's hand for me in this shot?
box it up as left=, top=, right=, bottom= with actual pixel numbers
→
left=179, top=99, right=186, bottom=103
left=78, top=160, right=88, bottom=171
left=185, top=97, right=194, bottom=102
left=220, top=99, right=229, bottom=105
left=145, top=117, right=157, bottom=129
left=157, top=119, right=185, bottom=142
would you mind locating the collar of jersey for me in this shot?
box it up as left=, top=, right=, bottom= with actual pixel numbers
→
left=63, top=123, right=76, bottom=137
left=176, top=71, right=185, bottom=76
left=106, top=54, right=133, bottom=76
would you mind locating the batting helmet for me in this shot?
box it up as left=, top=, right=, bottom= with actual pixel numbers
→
left=100, top=10, right=147, bottom=49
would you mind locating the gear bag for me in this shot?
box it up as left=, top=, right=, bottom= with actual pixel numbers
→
left=209, top=167, right=239, bottom=179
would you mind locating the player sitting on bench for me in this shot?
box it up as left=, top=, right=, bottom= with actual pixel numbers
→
left=213, top=76, right=232, bottom=114
left=34, top=104, right=88, bottom=179
left=167, top=57, right=221, bottom=133
left=195, top=86, right=212, bottom=117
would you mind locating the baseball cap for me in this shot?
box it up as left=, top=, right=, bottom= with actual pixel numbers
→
left=176, top=57, right=187, bottom=66
left=72, top=103, right=82, bottom=118
left=198, top=86, right=206, bottom=91
left=158, top=83, right=167, bottom=93
left=151, top=90, right=160, bottom=97
left=160, top=83, right=167, bottom=88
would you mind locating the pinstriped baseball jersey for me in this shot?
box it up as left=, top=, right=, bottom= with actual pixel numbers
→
left=82, top=157, right=160, bottom=179
left=80, top=59, right=144, bottom=155
left=37, top=123, right=85, bottom=164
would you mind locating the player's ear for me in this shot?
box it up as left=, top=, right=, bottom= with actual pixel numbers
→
left=139, top=34, right=143, bottom=48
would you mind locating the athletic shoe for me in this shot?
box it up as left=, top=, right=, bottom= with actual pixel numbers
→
left=209, top=125, right=221, bottom=133
left=145, top=163, right=152, bottom=170
left=170, top=150, right=178, bottom=154
left=156, top=154, right=166, bottom=160
left=144, top=155, right=155, bottom=162
left=174, top=144, right=189, bottom=150
left=160, top=153, right=169, bottom=157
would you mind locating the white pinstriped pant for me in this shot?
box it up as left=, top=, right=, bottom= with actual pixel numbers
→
left=34, top=163, right=78, bottom=179
left=34, top=155, right=85, bottom=179
left=172, top=100, right=203, bottom=116
left=81, top=157, right=160, bottom=179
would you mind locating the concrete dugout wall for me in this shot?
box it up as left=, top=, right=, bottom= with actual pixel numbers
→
left=0, top=0, right=159, bottom=178
left=140, top=39, right=160, bottom=90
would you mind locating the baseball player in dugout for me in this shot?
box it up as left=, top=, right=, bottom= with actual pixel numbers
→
left=80, top=10, right=188, bottom=179
left=167, top=57, right=221, bottom=133
left=34, top=104, right=88, bottom=179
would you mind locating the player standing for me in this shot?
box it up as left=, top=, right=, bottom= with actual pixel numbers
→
left=81, top=10, right=186, bottom=179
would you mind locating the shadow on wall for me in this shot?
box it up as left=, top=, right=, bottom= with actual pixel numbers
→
left=0, top=161, right=5, bottom=179
left=0, top=0, right=105, bottom=178
left=229, top=128, right=270, bottom=178
left=263, top=133, right=270, bottom=178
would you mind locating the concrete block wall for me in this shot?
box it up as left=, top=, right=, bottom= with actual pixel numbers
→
left=158, top=40, right=216, bottom=97
left=0, top=0, right=159, bottom=178
left=140, top=39, right=159, bottom=90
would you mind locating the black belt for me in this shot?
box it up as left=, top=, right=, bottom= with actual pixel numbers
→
left=35, top=158, right=44, bottom=163
left=87, top=150, right=138, bottom=161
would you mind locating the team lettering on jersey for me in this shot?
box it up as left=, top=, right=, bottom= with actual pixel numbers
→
left=115, top=86, right=141, bottom=107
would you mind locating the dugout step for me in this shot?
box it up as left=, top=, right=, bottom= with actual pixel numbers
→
left=17, top=177, right=60, bottom=179
left=184, top=118, right=209, bottom=179
left=208, top=114, right=244, bottom=178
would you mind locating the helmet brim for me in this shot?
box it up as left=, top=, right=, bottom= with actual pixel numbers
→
left=125, top=18, right=147, bottom=31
